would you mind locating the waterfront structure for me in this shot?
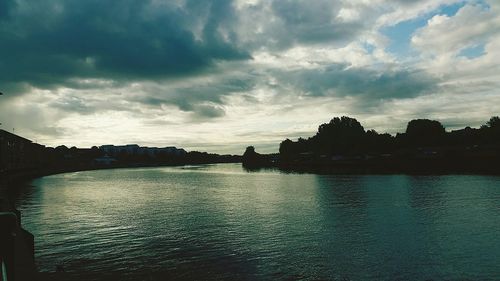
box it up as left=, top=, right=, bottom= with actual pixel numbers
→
left=100, top=144, right=187, bottom=158
left=0, top=129, right=48, bottom=173
left=93, top=155, right=117, bottom=165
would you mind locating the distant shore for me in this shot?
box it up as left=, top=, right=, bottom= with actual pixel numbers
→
left=265, top=157, right=500, bottom=175
left=1, top=128, right=243, bottom=187
left=243, top=116, right=500, bottom=175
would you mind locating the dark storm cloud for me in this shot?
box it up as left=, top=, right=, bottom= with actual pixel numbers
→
left=193, top=104, right=226, bottom=119
left=130, top=62, right=437, bottom=118
left=270, top=0, right=361, bottom=44
left=126, top=75, right=255, bottom=119
left=0, top=0, right=17, bottom=20
left=274, top=64, right=438, bottom=104
left=0, top=0, right=250, bottom=94
left=48, top=94, right=133, bottom=116
left=50, top=96, right=96, bottom=115
left=232, top=0, right=372, bottom=51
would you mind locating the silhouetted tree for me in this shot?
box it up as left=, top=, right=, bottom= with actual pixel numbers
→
left=242, top=146, right=270, bottom=167
left=406, top=119, right=445, bottom=136
left=279, top=139, right=293, bottom=155
left=447, top=126, right=482, bottom=146
left=312, top=116, right=365, bottom=155
left=272, top=115, right=500, bottom=172
left=486, top=116, right=500, bottom=128
left=482, top=116, right=500, bottom=144
left=280, top=116, right=383, bottom=157
left=243, top=146, right=256, bottom=156
left=90, top=146, right=103, bottom=158
left=279, top=138, right=309, bottom=159
left=404, top=119, right=445, bottom=146
left=365, top=130, right=394, bottom=153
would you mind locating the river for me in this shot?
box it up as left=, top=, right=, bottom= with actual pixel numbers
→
left=11, top=164, right=500, bottom=280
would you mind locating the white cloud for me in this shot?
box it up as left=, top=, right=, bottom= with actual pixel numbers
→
left=375, top=0, right=463, bottom=27
left=412, top=4, right=500, bottom=60
left=2, top=0, right=500, bottom=154
left=411, top=2, right=500, bottom=95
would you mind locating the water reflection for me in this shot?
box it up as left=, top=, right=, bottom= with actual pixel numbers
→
left=11, top=164, right=500, bottom=280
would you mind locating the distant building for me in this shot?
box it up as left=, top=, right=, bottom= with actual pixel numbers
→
left=94, top=155, right=117, bottom=165
left=99, top=144, right=186, bottom=158
left=0, top=129, right=47, bottom=172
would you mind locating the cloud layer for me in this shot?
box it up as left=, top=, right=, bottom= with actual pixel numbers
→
left=1, top=0, right=499, bottom=154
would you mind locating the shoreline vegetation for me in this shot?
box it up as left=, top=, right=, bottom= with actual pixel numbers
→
left=243, top=116, right=500, bottom=175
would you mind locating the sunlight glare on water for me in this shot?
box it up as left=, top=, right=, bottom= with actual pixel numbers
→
left=13, top=164, right=500, bottom=280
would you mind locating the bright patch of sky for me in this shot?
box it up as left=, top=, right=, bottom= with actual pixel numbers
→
left=382, top=2, right=467, bottom=59
left=362, top=42, right=376, bottom=54
left=458, top=43, right=486, bottom=59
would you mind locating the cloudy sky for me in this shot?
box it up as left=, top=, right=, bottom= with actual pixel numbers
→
left=1, top=0, right=499, bottom=154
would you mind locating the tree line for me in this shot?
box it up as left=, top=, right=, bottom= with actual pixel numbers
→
left=243, top=116, right=500, bottom=173
left=278, top=116, right=500, bottom=159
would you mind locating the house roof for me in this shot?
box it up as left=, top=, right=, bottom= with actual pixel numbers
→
left=0, top=129, right=33, bottom=144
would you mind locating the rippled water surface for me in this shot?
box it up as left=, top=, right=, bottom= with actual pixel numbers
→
left=13, top=164, right=500, bottom=280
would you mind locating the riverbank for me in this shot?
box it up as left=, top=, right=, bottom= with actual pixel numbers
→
left=0, top=189, right=37, bottom=281
left=243, top=116, right=500, bottom=175
left=276, top=155, right=500, bottom=175
left=243, top=144, right=500, bottom=175
left=244, top=157, right=500, bottom=175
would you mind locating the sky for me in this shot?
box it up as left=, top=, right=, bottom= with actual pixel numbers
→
left=1, top=0, right=499, bottom=154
